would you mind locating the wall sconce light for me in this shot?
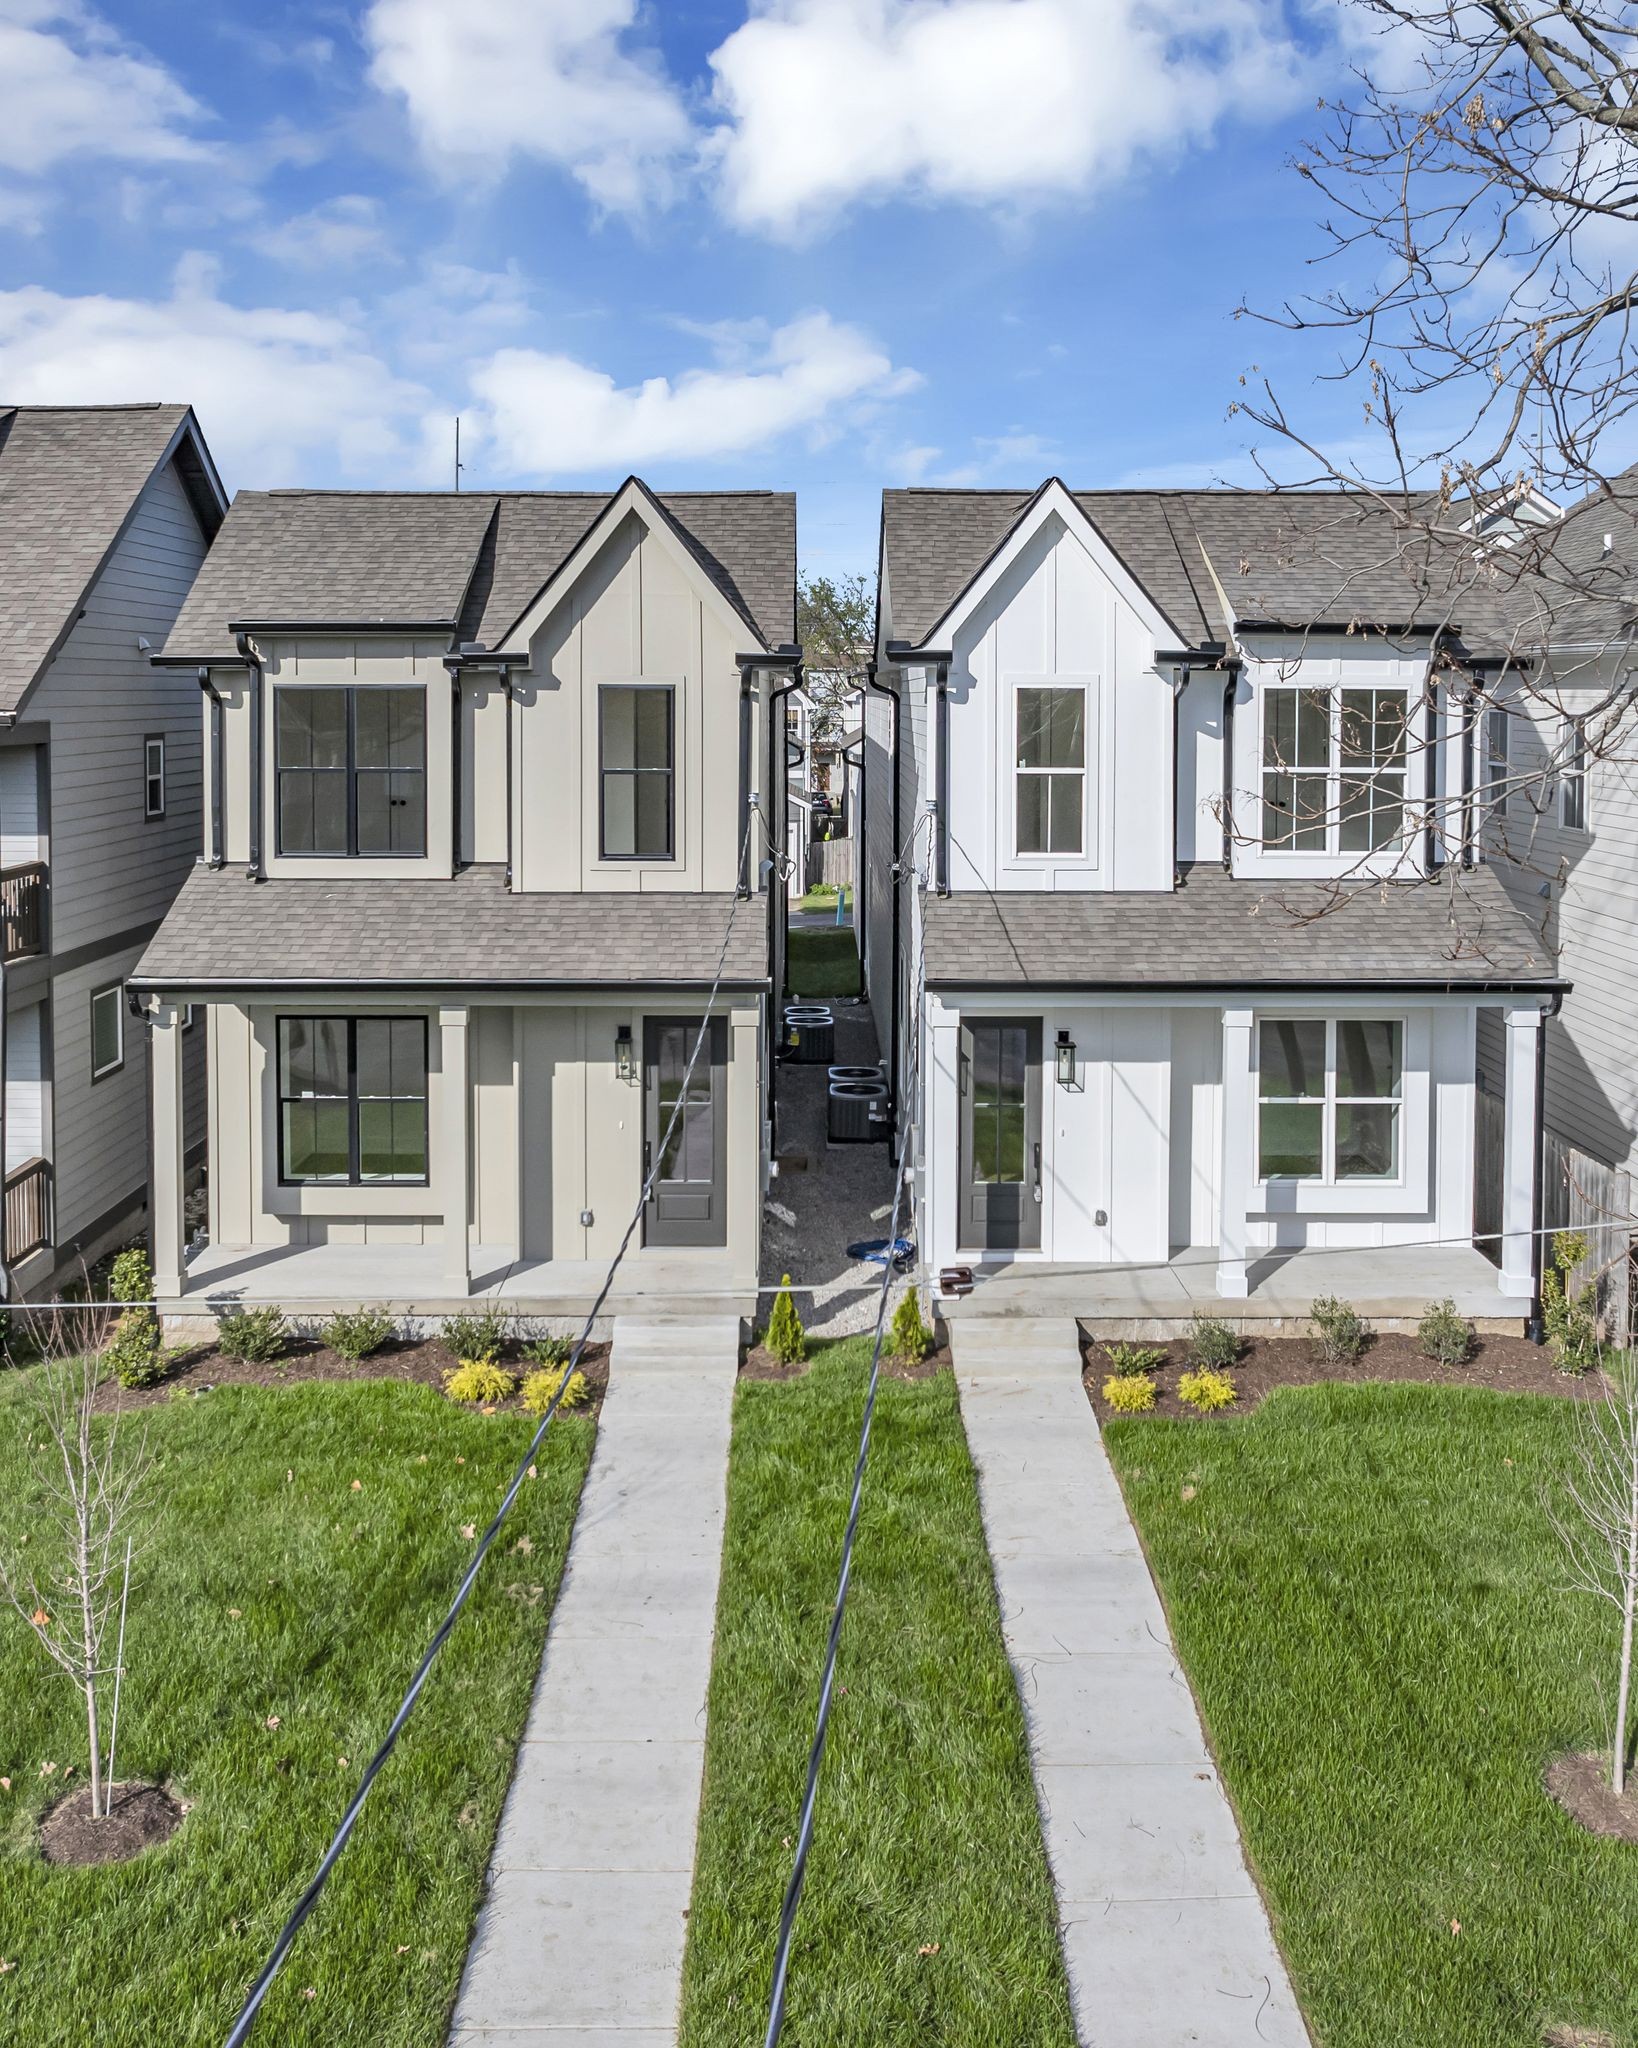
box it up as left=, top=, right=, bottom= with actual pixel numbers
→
left=1055, top=1029, right=1077, bottom=1088
left=615, top=1024, right=635, bottom=1082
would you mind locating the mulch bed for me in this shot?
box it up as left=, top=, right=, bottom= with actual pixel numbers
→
left=1082, top=1330, right=1603, bottom=1422
left=39, top=1782, right=184, bottom=1866
left=1545, top=1751, right=1638, bottom=1845
left=93, top=1338, right=611, bottom=1415
left=740, top=1342, right=951, bottom=1383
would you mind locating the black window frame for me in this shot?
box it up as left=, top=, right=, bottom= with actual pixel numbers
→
left=276, top=1015, right=430, bottom=1187
left=274, top=684, right=428, bottom=859
left=143, top=734, right=166, bottom=819
left=90, top=983, right=124, bottom=1083
left=598, top=684, right=675, bottom=862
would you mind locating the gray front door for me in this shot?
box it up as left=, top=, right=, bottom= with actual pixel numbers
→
left=644, top=1017, right=727, bottom=1248
left=960, top=1018, right=1043, bottom=1251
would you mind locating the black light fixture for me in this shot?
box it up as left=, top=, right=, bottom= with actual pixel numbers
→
left=615, top=1023, right=635, bottom=1082
left=1055, top=1029, right=1076, bottom=1088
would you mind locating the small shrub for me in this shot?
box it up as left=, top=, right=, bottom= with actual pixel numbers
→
left=323, top=1307, right=394, bottom=1362
left=1310, top=1295, right=1369, bottom=1366
left=764, top=1276, right=807, bottom=1365
left=1102, top=1371, right=1156, bottom=1414
left=106, top=1307, right=165, bottom=1389
left=886, top=1288, right=933, bottom=1365
left=1187, top=1313, right=1242, bottom=1371
left=217, top=1306, right=289, bottom=1365
left=1543, top=1231, right=1600, bottom=1376
left=1178, top=1367, right=1237, bottom=1414
left=520, top=1366, right=589, bottom=1415
left=1418, top=1297, right=1475, bottom=1366
left=524, top=1334, right=575, bottom=1367
left=1101, top=1341, right=1166, bottom=1378
left=443, top=1360, right=518, bottom=1405
left=109, top=1245, right=154, bottom=1305
left=440, top=1307, right=509, bottom=1365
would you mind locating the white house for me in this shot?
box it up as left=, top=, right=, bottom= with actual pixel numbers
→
left=864, top=480, right=1563, bottom=1330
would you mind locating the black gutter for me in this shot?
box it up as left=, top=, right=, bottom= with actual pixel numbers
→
left=228, top=617, right=459, bottom=634
left=197, top=669, right=225, bottom=869
left=864, top=657, right=902, bottom=1131
left=1220, top=673, right=1237, bottom=872
left=1235, top=618, right=1453, bottom=639
left=234, top=632, right=265, bottom=881
left=128, top=975, right=776, bottom=998
left=924, top=976, right=1572, bottom=997
left=1526, top=990, right=1566, bottom=1344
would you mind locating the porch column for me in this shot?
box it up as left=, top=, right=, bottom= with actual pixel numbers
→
left=149, top=1000, right=186, bottom=1301
left=1500, top=1003, right=1543, bottom=1297
left=1216, top=1007, right=1255, bottom=1299
left=441, top=1005, right=471, bottom=1297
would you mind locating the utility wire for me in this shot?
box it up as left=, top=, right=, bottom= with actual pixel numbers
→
left=222, top=815, right=759, bottom=2048
left=763, top=814, right=932, bottom=2048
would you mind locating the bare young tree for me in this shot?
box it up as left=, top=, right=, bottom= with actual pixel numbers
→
left=1550, top=1352, right=1638, bottom=1796
left=0, top=1303, right=151, bottom=1819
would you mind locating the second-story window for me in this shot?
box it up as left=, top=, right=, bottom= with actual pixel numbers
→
left=1015, top=685, right=1085, bottom=856
left=276, top=686, right=426, bottom=858
left=1558, top=716, right=1588, bottom=831
left=1484, top=705, right=1510, bottom=818
left=1262, top=685, right=1408, bottom=854
left=144, top=735, right=166, bottom=818
left=600, top=685, right=674, bottom=860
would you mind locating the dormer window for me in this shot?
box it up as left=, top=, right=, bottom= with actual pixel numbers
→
left=275, top=685, right=426, bottom=858
left=1014, top=685, right=1086, bottom=856
left=1261, top=685, right=1407, bottom=853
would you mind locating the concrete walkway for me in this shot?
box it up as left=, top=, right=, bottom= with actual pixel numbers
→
left=449, top=1314, right=740, bottom=2046
left=951, top=1318, right=1311, bottom=2048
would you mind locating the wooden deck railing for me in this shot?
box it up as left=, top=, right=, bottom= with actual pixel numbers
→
left=3, top=1156, right=52, bottom=1266
left=0, top=862, right=47, bottom=962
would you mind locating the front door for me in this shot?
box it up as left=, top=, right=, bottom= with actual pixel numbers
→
left=960, top=1018, right=1043, bottom=1251
left=643, top=1017, right=728, bottom=1248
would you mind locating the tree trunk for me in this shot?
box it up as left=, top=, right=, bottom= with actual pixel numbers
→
left=1615, top=1462, right=1638, bottom=1800
left=84, top=1675, right=102, bottom=1818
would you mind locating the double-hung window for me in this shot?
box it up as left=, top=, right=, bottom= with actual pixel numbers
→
left=277, top=1017, right=428, bottom=1184
left=1558, top=716, right=1588, bottom=831
left=143, top=735, right=166, bottom=819
left=1257, top=1018, right=1402, bottom=1181
left=1262, top=685, right=1408, bottom=853
left=276, top=686, right=426, bottom=857
left=1484, top=705, right=1510, bottom=818
left=1015, top=685, right=1086, bottom=856
left=90, top=984, right=124, bottom=1082
left=599, top=685, right=674, bottom=860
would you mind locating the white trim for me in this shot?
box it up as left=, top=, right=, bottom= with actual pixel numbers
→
left=1008, top=675, right=1092, bottom=862
left=1254, top=1013, right=1406, bottom=1190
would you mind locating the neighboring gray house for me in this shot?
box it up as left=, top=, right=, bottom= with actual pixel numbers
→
left=0, top=403, right=225, bottom=1299
left=131, top=478, right=796, bottom=1324
left=865, top=481, right=1565, bottom=1330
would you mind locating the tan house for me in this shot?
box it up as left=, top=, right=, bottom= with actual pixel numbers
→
left=132, top=478, right=796, bottom=1325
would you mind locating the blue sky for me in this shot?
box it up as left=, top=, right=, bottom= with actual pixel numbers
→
left=0, top=1, right=1382, bottom=576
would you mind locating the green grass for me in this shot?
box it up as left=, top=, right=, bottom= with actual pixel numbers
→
left=679, top=1339, right=1075, bottom=2047
left=1104, top=1382, right=1637, bottom=2048
left=798, top=885, right=852, bottom=914
left=0, top=1374, right=594, bottom=2047
left=785, top=925, right=860, bottom=999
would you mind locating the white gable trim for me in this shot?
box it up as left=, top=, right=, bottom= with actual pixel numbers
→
left=917, top=479, right=1184, bottom=653
left=493, top=476, right=766, bottom=657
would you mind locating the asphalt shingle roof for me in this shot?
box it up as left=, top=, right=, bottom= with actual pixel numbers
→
left=922, top=865, right=1558, bottom=989
left=0, top=402, right=212, bottom=713
left=132, top=865, right=769, bottom=989
left=165, top=485, right=796, bottom=661
left=881, top=484, right=1522, bottom=654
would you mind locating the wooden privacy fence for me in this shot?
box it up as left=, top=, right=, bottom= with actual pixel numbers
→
left=805, top=837, right=855, bottom=892
left=1473, top=1084, right=1634, bottom=1338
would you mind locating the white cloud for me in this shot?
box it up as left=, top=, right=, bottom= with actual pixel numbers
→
left=253, top=195, right=394, bottom=270
left=468, top=312, right=918, bottom=477
left=706, top=0, right=1313, bottom=238
left=364, top=0, right=691, bottom=211
left=0, top=258, right=439, bottom=484
left=0, top=0, right=206, bottom=176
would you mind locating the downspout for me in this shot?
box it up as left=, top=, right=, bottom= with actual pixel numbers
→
left=1171, top=666, right=1187, bottom=887
left=503, top=676, right=515, bottom=890
left=234, top=632, right=265, bottom=881
left=1526, top=990, right=1565, bottom=1345
left=1220, top=674, right=1236, bottom=873
left=1422, top=674, right=1440, bottom=874
left=864, top=658, right=901, bottom=1130
left=450, top=666, right=463, bottom=874
left=934, top=661, right=950, bottom=896
left=737, top=660, right=755, bottom=899
left=766, top=661, right=804, bottom=1140
left=1460, top=689, right=1477, bottom=869
left=197, top=669, right=224, bottom=869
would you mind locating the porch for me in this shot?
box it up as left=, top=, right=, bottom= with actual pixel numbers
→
left=936, top=1241, right=1524, bottom=1336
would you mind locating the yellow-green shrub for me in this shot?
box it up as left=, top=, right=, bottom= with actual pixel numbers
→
left=1102, top=1371, right=1156, bottom=1414
left=1178, top=1368, right=1236, bottom=1414
left=520, top=1366, right=589, bottom=1415
left=443, top=1360, right=518, bottom=1405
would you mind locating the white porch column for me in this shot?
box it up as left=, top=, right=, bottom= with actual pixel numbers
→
left=441, top=1005, right=471, bottom=1297
left=1500, top=1003, right=1543, bottom=1297
left=1216, top=1007, right=1255, bottom=1299
left=149, top=1001, right=186, bottom=1300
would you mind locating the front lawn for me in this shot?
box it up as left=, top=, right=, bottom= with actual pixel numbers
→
left=680, top=1338, right=1075, bottom=2047
left=0, top=1374, right=593, bottom=2047
left=1105, top=1383, right=1638, bottom=2048
left=785, top=925, right=860, bottom=998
